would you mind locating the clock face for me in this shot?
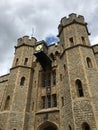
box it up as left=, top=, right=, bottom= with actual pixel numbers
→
left=35, top=44, right=43, bottom=51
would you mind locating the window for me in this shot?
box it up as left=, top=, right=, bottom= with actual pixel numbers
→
left=42, top=96, right=46, bottom=109
left=76, top=79, right=84, bottom=97
left=61, top=97, right=64, bottom=106
left=60, top=74, right=62, bottom=81
left=41, top=94, right=57, bottom=109
left=82, top=123, right=90, bottom=130
left=64, top=64, right=66, bottom=71
left=86, top=57, right=93, bottom=68
left=42, top=72, right=46, bottom=87
left=52, top=94, right=57, bottom=107
left=69, top=125, right=72, bottom=130
left=81, top=36, right=86, bottom=45
left=24, top=58, right=28, bottom=65
left=4, top=96, right=10, bottom=110
left=47, top=95, right=51, bottom=108
left=69, top=37, right=74, bottom=46
left=52, top=70, right=56, bottom=85
left=15, top=58, right=18, bottom=66
left=47, top=73, right=51, bottom=87
left=32, top=102, right=34, bottom=111
left=20, top=77, right=25, bottom=86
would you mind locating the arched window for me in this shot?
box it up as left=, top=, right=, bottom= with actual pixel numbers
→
left=86, top=57, right=93, bottom=68
left=24, top=58, right=28, bottom=65
left=20, top=77, right=25, bottom=86
left=76, top=79, right=84, bottom=97
left=82, top=122, right=90, bottom=130
left=4, top=96, right=10, bottom=110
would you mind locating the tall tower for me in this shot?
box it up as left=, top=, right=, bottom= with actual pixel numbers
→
left=57, top=13, right=98, bottom=130
left=0, top=36, right=37, bottom=130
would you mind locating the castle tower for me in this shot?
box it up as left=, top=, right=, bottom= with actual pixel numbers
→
left=0, top=36, right=37, bottom=130
left=57, top=13, right=98, bottom=130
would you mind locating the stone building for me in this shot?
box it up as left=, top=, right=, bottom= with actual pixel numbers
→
left=0, top=13, right=98, bottom=130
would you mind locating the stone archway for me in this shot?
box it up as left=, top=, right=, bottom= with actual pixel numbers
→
left=38, top=121, right=58, bottom=130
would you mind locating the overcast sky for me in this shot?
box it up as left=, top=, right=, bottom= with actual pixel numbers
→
left=0, top=0, right=98, bottom=76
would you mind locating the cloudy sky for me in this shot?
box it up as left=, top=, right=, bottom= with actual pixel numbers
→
left=0, top=0, right=98, bottom=76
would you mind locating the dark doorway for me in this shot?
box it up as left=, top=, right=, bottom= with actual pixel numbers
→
left=43, top=126, right=57, bottom=130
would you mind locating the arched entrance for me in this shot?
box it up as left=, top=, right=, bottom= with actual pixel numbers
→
left=38, top=121, right=58, bottom=130
left=43, top=125, right=57, bottom=130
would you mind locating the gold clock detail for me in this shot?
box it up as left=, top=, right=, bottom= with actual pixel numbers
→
left=35, top=44, right=43, bottom=51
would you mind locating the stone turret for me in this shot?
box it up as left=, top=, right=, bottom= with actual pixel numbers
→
left=58, top=13, right=90, bottom=37
left=58, top=13, right=90, bottom=49
left=17, top=36, right=37, bottom=47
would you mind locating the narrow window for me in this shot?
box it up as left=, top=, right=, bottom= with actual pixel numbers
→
left=32, top=102, right=34, bottom=111
left=60, top=74, right=62, bottom=81
left=52, top=94, right=57, bottom=107
left=52, top=70, right=56, bottom=85
left=86, top=57, right=92, bottom=68
left=81, top=36, right=86, bottom=45
left=69, top=125, right=72, bottom=130
left=61, top=97, right=64, bottom=106
left=47, top=73, right=51, bottom=87
left=42, top=72, right=46, bottom=87
left=82, top=123, right=90, bottom=130
left=15, top=58, right=18, bottom=66
left=69, top=37, right=74, bottom=46
left=20, top=77, right=25, bottom=86
left=47, top=95, right=51, bottom=108
left=42, top=96, right=46, bottom=109
left=4, top=96, right=10, bottom=110
left=64, top=64, right=66, bottom=71
left=76, top=79, right=84, bottom=97
left=24, top=58, right=28, bottom=65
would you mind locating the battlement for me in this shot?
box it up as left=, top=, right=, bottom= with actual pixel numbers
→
left=17, top=35, right=37, bottom=47
left=58, top=13, right=86, bottom=35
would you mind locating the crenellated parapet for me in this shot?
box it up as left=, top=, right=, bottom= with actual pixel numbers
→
left=17, top=35, right=37, bottom=47
left=58, top=13, right=87, bottom=36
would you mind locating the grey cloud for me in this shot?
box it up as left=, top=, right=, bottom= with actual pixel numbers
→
left=0, top=0, right=98, bottom=75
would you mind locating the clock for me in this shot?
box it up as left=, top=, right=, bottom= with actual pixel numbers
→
left=35, top=44, right=43, bottom=52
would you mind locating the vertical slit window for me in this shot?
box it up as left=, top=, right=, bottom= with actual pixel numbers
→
left=42, top=96, right=46, bottom=109
left=47, top=95, right=51, bottom=108
left=60, top=74, right=62, bottom=81
left=86, top=57, right=93, bottom=68
left=69, top=37, right=74, bottom=46
left=52, top=94, right=57, bottom=107
left=52, top=70, right=56, bottom=85
left=76, top=79, right=84, bottom=97
left=4, top=96, right=10, bottom=110
left=42, top=72, right=46, bottom=87
left=15, top=58, right=18, bottom=66
left=61, top=97, right=64, bottom=106
left=81, top=36, right=86, bottom=45
left=47, top=73, right=51, bottom=87
left=24, top=58, right=28, bottom=65
left=69, top=125, right=72, bottom=130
